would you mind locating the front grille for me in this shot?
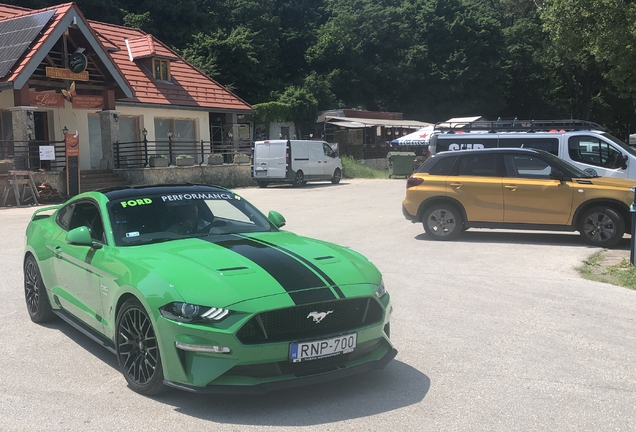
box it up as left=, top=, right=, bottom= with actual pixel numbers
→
left=236, top=297, right=384, bottom=345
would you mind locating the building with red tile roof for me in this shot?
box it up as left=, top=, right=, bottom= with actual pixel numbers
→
left=0, top=2, right=253, bottom=177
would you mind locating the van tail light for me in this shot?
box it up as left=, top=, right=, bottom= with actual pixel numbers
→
left=426, top=149, right=431, bottom=158
left=406, top=177, right=424, bottom=188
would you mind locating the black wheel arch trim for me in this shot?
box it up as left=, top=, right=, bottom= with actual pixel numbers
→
left=573, top=199, right=631, bottom=234
left=417, top=197, right=467, bottom=223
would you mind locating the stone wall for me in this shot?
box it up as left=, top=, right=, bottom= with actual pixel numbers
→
left=117, top=164, right=255, bottom=189
left=1, top=165, right=256, bottom=207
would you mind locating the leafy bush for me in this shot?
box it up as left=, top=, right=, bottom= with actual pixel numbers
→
left=341, top=156, right=388, bottom=179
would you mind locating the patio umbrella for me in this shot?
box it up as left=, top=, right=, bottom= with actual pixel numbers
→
left=390, top=126, right=434, bottom=146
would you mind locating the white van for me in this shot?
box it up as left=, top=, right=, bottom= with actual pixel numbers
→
left=428, top=119, right=636, bottom=179
left=252, top=139, right=343, bottom=188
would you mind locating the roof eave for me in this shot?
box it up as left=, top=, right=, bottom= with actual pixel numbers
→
left=13, top=8, right=133, bottom=98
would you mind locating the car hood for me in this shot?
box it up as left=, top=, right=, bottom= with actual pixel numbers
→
left=120, top=231, right=380, bottom=308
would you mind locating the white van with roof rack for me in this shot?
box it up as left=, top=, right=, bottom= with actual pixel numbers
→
left=252, top=139, right=342, bottom=188
left=427, top=119, right=636, bottom=179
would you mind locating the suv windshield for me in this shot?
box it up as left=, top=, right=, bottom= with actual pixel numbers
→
left=107, top=191, right=273, bottom=246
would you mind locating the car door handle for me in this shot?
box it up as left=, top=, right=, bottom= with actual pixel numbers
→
left=54, top=246, right=62, bottom=257
left=505, top=185, right=518, bottom=191
left=450, top=182, right=462, bottom=188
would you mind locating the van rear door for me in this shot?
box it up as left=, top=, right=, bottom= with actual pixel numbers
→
left=253, top=140, right=287, bottom=179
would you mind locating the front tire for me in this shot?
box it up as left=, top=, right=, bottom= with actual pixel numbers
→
left=331, top=168, right=342, bottom=184
left=580, top=206, right=625, bottom=248
left=422, top=203, right=463, bottom=241
left=257, top=181, right=269, bottom=188
left=293, top=170, right=304, bottom=187
left=24, top=255, right=55, bottom=323
left=116, top=298, right=165, bottom=395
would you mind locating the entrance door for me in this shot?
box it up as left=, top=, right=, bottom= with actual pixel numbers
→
left=32, top=111, right=50, bottom=170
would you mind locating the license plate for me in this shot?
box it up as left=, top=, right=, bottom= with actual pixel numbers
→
left=255, top=170, right=266, bottom=176
left=289, top=333, right=357, bottom=363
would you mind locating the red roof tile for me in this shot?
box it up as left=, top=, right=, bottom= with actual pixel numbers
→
left=0, top=2, right=252, bottom=112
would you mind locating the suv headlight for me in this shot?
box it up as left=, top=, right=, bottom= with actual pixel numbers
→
left=375, top=279, right=387, bottom=298
left=159, top=302, right=230, bottom=323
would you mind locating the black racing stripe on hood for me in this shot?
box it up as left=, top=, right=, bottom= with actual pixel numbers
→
left=247, top=236, right=346, bottom=299
left=211, top=236, right=337, bottom=303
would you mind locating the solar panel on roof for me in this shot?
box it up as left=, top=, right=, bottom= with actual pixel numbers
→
left=0, top=9, right=55, bottom=78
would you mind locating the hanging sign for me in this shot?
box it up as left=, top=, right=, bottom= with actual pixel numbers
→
left=69, top=50, right=88, bottom=73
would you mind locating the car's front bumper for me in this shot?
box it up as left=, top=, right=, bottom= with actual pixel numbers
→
left=164, top=345, right=398, bottom=394
left=154, top=295, right=395, bottom=392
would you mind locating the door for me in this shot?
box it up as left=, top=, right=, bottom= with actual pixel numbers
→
left=254, top=141, right=287, bottom=179
left=566, top=135, right=628, bottom=178
left=502, top=154, right=573, bottom=224
left=446, top=153, right=504, bottom=222
left=307, top=142, right=324, bottom=178
left=51, top=200, right=107, bottom=332
left=321, top=142, right=339, bottom=178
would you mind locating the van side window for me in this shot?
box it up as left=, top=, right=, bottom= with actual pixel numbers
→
left=504, top=155, right=552, bottom=179
left=568, top=136, right=622, bottom=169
left=457, top=154, right=499, bottom=177
left=498, top=138, right=559, bottom=155
left=322, top=143, right=336, bottom=158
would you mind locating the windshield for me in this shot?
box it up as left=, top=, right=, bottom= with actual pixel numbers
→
left=601, top=132, right=636, bottom=157
left=107, top=191, right=274, bottom=246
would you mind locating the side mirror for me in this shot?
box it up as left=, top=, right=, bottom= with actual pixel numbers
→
left=267, top=211, right=286, bottom=228
left=66, top=226, right=99, bottom=247
left=621, top=154, right=628, bottom=170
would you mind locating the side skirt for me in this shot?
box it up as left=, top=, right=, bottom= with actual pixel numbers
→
left=466, top=222, right=576, bottom=232
left=52, top=309, right=116, bottom=355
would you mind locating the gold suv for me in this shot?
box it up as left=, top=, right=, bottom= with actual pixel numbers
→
left=402, top=148, right=635, bottom=247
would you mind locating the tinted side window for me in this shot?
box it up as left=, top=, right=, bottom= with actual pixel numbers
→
left=498, top=137, right=559, bottom=155
left=419, top=155, right=457, bottom=175
left=69, top=201, right=106, bottom=243
left=436, top=136, right=498, bottom=152
left=56, top=204, right=74, bottom=231
left=457, top=154, right=499, bottom=177
left=504, top=155, right=552, bottom=179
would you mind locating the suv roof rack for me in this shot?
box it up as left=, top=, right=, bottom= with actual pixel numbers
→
left=434, top=118, right=604, bottom=133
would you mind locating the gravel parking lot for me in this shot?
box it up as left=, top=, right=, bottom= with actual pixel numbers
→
left=1, top=178, right=635, bottom=431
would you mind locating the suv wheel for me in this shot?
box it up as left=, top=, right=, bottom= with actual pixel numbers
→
left=580, top=206, right=625, bottom=248
left=423, top=203, right=463, bottom=240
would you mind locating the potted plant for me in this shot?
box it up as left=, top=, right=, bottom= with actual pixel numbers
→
left=176, top=154, right=195, bottom=166
left=149, top=154, right=168, bottom=167
left=207, top=153, right=224, bottom=166
left=0, top=158, right=12, bottom=173
left=233, top=153, right=250, bottom=165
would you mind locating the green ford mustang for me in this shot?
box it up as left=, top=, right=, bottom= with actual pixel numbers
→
left=24, top=184, right=396, bottom=395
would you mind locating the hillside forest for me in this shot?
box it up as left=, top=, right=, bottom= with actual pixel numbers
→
left=7, top=0, right=636, bottom=140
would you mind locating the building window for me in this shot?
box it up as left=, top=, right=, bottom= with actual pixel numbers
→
left=153, top=59, right=170, bottom=81
left=0, top=110, right=13, bottom=159
left=154, top=117, right=197, bottom=161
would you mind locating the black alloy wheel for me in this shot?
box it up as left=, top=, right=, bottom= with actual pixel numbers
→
left=24, top=255, right=55, bottom=323
left=116, top=298, right=165, bottom=395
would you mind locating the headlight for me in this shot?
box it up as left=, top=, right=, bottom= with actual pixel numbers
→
left=375, top=279, right=387, bottom=298
left=159, top=302, right=230, bottom=323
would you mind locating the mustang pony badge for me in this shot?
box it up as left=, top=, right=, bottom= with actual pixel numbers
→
left=307, top=310, right=333, bottom=324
